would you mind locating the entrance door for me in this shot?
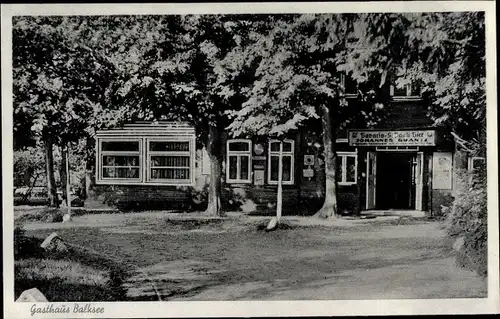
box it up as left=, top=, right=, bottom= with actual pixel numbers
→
left=376, top=152, right=415, bottom=210
left=366, top=151, right=377, bottom=209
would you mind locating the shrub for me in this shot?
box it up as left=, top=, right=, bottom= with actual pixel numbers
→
left=443, top=165, right=487, bottom=276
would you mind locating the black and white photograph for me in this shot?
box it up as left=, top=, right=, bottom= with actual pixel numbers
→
left=2, top=2, right=499, bottom=317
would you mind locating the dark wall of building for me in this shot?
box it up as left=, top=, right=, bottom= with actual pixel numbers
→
left=380, top=100, right=434, bottom=129
left=90, top=129, right=361, bottom=215
left=89, top=98, right=460, bottom=215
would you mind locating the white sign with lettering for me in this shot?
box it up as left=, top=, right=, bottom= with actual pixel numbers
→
left=349, top=130, right=436, bottom=146
left=432, top=152, right=453, bottom=190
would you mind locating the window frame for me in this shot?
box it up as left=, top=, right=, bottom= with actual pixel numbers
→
left=226, top=139, right=252, bottom=184
left=391, top=80, right=421, bottom=99
left=468, top=156, right=485, bottom=171
left=268, top=139, right=295, bottom=185
left=95, top=135, right=196, bottom=186
left=146, top=137, right=196, bottom=186
left=97, top=138, right=143, bottom=184
left=340, top=72, right=358, bottom=97
left=337, top=151, right=358, bottom=185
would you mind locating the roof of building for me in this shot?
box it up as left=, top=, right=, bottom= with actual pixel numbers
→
left=95, top=121, right=195, bottom=136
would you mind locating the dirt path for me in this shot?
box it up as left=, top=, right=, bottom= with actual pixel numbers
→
left=22, top=213, right=487, bottom=301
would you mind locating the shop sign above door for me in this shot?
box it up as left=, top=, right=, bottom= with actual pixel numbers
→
left=348, top=130, right=436, bottom=147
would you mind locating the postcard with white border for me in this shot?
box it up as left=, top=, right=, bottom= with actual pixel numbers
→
left=2, top=1, right=499, bottom=318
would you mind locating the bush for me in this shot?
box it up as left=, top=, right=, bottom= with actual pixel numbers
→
left=443, top=166, right=487, bottom=276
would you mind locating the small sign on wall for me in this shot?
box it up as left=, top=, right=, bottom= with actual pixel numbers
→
left=304, top=155, right=315, bottom=166
left=253, top=156, right=266, bottom=160
left=254, top=169, right=265, bottom=185
left=303, top=168, right=314, bottom=178
left=254, top=143, right=265, bottom=155
left=432, top=152, right=453, bottom=190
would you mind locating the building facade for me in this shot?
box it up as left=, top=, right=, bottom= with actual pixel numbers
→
left=91, top=79, right=480, bottom=216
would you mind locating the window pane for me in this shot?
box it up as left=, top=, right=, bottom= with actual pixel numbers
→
left=345, top=74, right=357, bottom=94
left=103, top=155, right=139, bottom=167
left=228, top=141, right=250, bottom=152
left=270, top=156, right=279, bottom=181
left=102, top=141, right=139, bottom=152
left=282, top=156, right=292, bottom=181
left=150, top=156, right=190, bottom=167
left=150, top=141, right=190, bottom=152
left=228, top=156, right=238, bottom=180
left=103, top=167, right=139, bottom=178
left=240, top=156, right=249, bottom=180
left=270, top=156, right=292, bottom=182
left=151, top=168, right=190, bottom=180
left=346, top=156, right=356, bottom=183
left=410, top=81, right=421, bottom=96
left=394, top=83, right=409, bottom=96
left=270, top=141, right=293, bottom=153
left=283, top=142, right=293, bottom=153
left=336, top=156, right=343, bottom=182
left=270, top=142, right=280, bottom=152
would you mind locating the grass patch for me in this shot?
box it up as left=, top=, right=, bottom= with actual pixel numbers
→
left=15, top=208, right=87, bottom=223
left=14, top=226, right=129, bottom=302
left=158, top=218, right=225, bottom=230
left=15, top=258, right=117, bottom=301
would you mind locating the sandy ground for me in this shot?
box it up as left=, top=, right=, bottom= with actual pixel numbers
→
left=19, top=211, right=487, bottom=301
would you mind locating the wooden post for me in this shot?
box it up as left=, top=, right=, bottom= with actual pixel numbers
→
left=276, top=140, right=283, bottom=222
left=65, top=142, right=71, bottom=217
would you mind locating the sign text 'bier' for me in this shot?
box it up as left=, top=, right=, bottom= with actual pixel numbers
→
left=348, top=130, right=436, bottom=147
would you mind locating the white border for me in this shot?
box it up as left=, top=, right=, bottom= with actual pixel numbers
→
left=2, top=2, right=498, bottom=318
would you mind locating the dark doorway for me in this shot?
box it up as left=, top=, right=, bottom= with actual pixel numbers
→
left=376, top=152, right=416, bottom=210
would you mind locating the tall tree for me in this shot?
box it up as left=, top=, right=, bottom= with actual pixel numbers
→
left=13, top=16, right=116, bottom=206
left=225, top=14, right=386, bottom=218
left=103, top=15, right=262, bottom=216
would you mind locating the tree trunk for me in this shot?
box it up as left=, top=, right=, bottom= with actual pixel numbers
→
left=204, top=124, right=224, bottom=217
left=59, top=146, right=68, bottom=204
left=44, top=135, right=59, bottom=207
left=65, top=143, right=72, bottom=215
left=314, top=104, right=338, bottom=218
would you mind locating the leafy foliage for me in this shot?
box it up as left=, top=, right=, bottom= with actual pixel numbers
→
left=14, top=147, right=45, bottom=188
left=442, top=165, right=487, bottom=276
left=13, top=16, right=116, bottom=147
left=225, top=14, right=387, bottom=138
left=353, top=12, right=486, bottom=149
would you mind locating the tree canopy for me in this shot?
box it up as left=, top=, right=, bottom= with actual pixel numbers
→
left=12, top=12, right=486, bottom=212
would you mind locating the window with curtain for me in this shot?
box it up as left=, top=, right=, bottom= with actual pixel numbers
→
left=100, top=140, right=141, bottom=180
left=148, top=140, right=193, bottom=184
